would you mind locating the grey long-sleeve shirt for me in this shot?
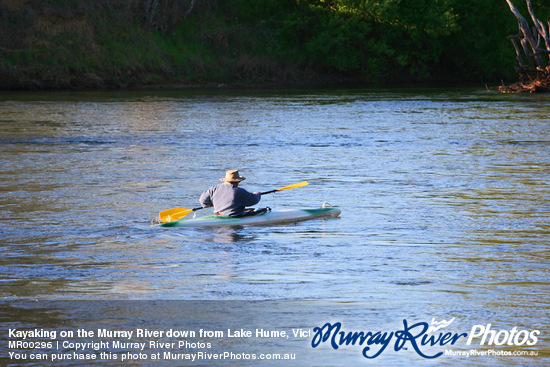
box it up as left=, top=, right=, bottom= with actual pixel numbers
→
left=199, top=183, right=261, bottom=217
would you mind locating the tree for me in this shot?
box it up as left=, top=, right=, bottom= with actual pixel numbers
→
left=501, top=0, right=550, bottom=92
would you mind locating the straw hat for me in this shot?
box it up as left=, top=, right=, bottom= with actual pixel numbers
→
left=219, top=169, right=246, bottom=182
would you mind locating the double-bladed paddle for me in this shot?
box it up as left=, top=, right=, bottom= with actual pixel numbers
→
left=158, top=181, right=309, bottom=223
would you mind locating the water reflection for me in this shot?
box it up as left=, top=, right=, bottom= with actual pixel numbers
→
left=201, top=227, right=259, bottom=244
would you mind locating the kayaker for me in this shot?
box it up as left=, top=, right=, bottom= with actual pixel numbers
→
left=199, top=170, right=262, bottom=217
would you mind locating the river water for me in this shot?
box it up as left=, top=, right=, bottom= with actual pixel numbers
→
left=0, top=88, right=549, bottom=366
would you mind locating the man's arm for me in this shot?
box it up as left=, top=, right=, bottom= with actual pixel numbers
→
left=199, top=188, right=213, bottom=208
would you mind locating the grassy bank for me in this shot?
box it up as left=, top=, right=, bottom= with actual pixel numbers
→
left=0, top=0, right=541, bottom=90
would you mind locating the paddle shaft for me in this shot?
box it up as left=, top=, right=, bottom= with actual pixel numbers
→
left=174, top=189, right=279, bottom=216
left=160, top=181, right=308, bottom=222
left=260, top=189, right=278, bottom=195
left=198, top=189, right=275, bottom=212
left=166, top=190, right=282, bottom=219
left=199, top=183, right=306, bottom=210
left=191, top=190, right=278, bottom=215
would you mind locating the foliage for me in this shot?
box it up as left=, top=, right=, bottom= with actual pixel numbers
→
left=0, top=0, right=545, bottom=89
left=279, top=0, right=522, bottom=82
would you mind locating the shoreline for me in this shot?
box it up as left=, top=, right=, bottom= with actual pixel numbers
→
left=0, top=77, right=493, bottom=94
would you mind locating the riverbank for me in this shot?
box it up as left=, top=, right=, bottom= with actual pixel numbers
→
left=0, top=0, right=527, bottom=91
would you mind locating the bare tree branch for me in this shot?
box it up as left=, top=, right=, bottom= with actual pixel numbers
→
left=526, top=0, right=550, bottom=61
left=508, top=35, right=527, bottom=67
left=501, top=1, right=550, bottom=92
left=505, top=0, right=545, bottom=68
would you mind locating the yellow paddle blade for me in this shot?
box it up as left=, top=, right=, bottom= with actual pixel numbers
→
left=277, top=181, right=309, bottom=191
left=159, top=208, right=193, bottom=223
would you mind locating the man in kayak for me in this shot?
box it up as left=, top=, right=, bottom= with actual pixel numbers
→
left=199, top=170, right=262, bottom=217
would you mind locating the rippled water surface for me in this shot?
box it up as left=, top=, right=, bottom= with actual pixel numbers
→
left=1, top=88, right=549, bottom=365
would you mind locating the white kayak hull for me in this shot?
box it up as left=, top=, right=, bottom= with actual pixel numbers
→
left=159, top=207, right=341, bottom=228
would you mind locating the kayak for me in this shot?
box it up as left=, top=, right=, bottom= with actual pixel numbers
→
left=159, top=207, right=341, bottom=228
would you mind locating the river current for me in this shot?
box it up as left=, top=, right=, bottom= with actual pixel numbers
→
left=0, top=88, right=548, bottom=366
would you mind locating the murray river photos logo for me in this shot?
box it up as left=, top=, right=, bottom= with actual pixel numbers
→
left=310, top=318, right=540, bottom=359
